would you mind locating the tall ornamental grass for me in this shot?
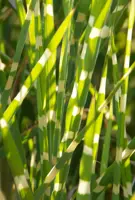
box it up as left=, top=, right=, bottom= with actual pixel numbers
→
left=0, top=0, right=135, bottom=199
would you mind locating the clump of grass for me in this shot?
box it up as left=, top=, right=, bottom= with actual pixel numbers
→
left=0, top=0, right=135, bottom=200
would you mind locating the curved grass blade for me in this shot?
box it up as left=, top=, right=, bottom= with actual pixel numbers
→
left=1, top=0, right=37, bottom=111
